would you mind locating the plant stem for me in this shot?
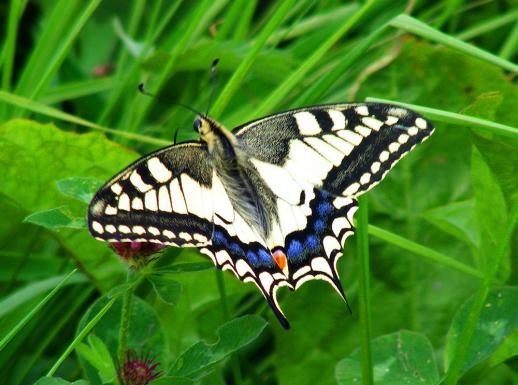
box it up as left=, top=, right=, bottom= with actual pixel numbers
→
left=118, top=269, right=136, bottom=363
left=215, top=270, right=243, bottom=385
left=356, top=195, right=374, bottom=385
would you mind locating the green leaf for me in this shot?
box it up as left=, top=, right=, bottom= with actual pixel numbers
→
left=33, top=378, right=89, bottom=385
left=77, top=295, right=167, bottom=385
left=423, top=200, right=480, bottom=249
left=445, top=286, right=518, bottom=376
left=78, top=335, right=117, bottom=384
left=171, top=315, right=268, bottom=379
left=149, top=276, right=183, bottom=305
left=56, top=177, right=104, bottom=204
left=24, top=207, right=86, bottom=230
left=335, top=330, right=439, bottom=385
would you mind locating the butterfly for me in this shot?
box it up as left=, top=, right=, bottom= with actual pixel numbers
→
left=88, top=103, right=434, bottom=329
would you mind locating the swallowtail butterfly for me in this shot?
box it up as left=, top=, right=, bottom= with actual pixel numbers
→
left=88, top=103, right=434, bottom=328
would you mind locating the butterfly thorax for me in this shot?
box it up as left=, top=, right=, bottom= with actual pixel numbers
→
left=197, top=116, right=277, bottom=240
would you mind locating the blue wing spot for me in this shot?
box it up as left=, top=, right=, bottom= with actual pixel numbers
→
left=230, top=242, right=243, bottom=256
left=258, top=248, right=274, bottom=267
left=246, top=250, right=258, bottom=265
left=305, top=234, right=319, bottom=250
left=213, top=230, right=227, bottom=246
left=317, top=201, right=333, bottom=217
left=287, top=239, right=303, bottom=260
left=313, top=219, right=325, bottom=233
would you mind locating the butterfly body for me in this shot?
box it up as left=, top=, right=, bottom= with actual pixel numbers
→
left=88, top=103, right=434, bottom=328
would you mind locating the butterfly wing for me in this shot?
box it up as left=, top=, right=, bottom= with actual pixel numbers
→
left=235, top=103, right=434, bottom=317
left=87, top=141, right=292, bottom=327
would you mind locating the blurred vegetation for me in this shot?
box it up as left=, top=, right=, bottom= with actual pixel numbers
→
left=0, top=1, right=517, bottom=384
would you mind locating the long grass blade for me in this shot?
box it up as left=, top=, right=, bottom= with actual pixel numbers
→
left=0, top=269, right=77, bottom=352
left=366, top=97, right=518, bottom=140
left=249, top=0, right=378, bottom=119
left=389, top=15, right=518, bottom=74
left=210, top=0, right=297, bottom=118
left=368, top=225, right=484, bottom=280
left=0, top=90, right=169, bottom=146
left=46, top=296, right=116, bottom=377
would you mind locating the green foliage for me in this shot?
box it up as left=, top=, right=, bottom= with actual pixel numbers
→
left=0, top=1, right=517, bottom=385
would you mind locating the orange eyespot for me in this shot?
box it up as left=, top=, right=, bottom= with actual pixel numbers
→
left=272, top=250, right=287, bottom=270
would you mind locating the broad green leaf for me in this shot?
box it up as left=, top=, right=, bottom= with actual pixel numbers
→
left=336, top=330, right=439, bottom=385
left=33, top=377, right=89, bottom=385
left=423, top=200, right=480, bottom=249
left=56, top=177, right=104, bottom=204
left=149, top=276, right=183, bottom=305
left=0, top=119, right=138, bottom=290
left=445, top=286, right=518, bottom=376
left=24, top=207, right=86, bottom=230
left=471, top=147, right=509, bottom=277
left=171, top=315, right=267, bottom=379
left=77, top=295, right=167, bottom=385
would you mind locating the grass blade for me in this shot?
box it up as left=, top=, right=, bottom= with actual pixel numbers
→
left=46, top=296, right=116, bottom=377
left=210, top=0, right=298, bottom=118
left=29, top=0, right=103, bottom=100
left=366, top=97, right=518, bottom=140
left=1, top=0, right=24, bottom=92
left=368, top=225, right=484, bottom=280
left=40, top=77, right=115, bottom=104
left=249, top=0, right=378, bottom=119
left=499, top=20, right=518, bottom=60
left=389, top=15, right=518, bottom=74
left=455, top=9, right=518, bottom=41
left=0, top=90, right=169, bottom=146
left=0, top=269, right=78, bottom=352
left=356, top=196, right=374, bottom=385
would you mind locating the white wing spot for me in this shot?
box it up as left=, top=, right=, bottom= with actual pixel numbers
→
left=92, top=221, right=104, bottom=234
left=362, top=117, right=383, bottom=131
left=311, top=257, right=333, bottom=275
left=105, top=205, right=117, bottom=215
left=193, top=233, right=208, bottom=243
left=355, top=106, right=369, bottom=116
left=147, top=157, right=172, bottom=183
left=106, top=225, right=116, bottom=233
left=148, top=227, right=160, bottom=236
left=163, top=230, right=175, bottom=238
left=304, top=137, right=344, bottom=166
left=179, top=232, right=192, bottom=241
left=343, top=182, right=360, bottom=196
left=294, top=111, right=321, bottom=135
left=328, top=109, right=346, bottom=130
left=323, top=236, right=341, bottom=257
left=132, top=197, right=144, bottom=210
left=398, top=134, right=409, bottom=144
left=355, top=125, right=371, bottom=137
left=371, top=161, right=381, bottom=173
left=323, top=134, right=354, bottom=155
left=110, top=183, right=122, bottom=195
left=144, top=190, right=158, bottom=211
left=408, top=127, right=419, bottom=136
left=332, top=217, right=349, bottom=238
left=158, top=185, right=172, bottom=212
left=259, top=272, right=274, bottom=292
left=170, top=178, right=188, bottom=214
left=337, top=130, right=362, bottom=145
left=415, top=117, right=427, bottom=129
left=360, top=173, right=371, bottom=185
left=130, top=170, right=152, bottom=192
left=388, top=142, right=400, bottom=153
left=119, top=225, right=131, bottom=233
left=118, top=193, right=130, bottom=211
left=379, top=151, right=390, bottom=162
left=133, top=226, right=146, bottom=235
left=385, top=116, right=398, bottom=125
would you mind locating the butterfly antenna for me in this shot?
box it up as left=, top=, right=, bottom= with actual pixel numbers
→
left=205, top=58, right=219, bottom=117
left=138, top=83, right=203, bottom=117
